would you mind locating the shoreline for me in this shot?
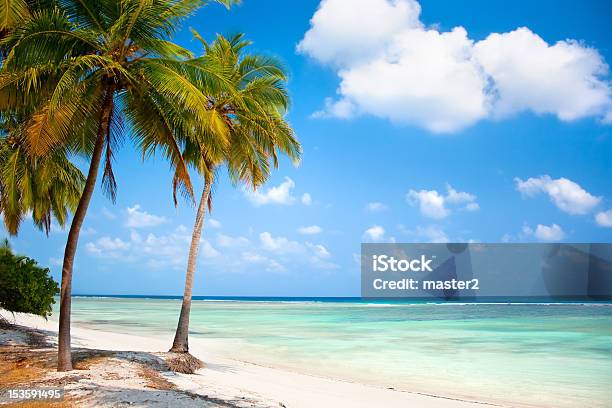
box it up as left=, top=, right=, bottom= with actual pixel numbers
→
left=1, top=311, right=510, bottom=408
left=69, top=294, right=612, bottom=305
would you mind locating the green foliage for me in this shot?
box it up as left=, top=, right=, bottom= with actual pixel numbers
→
left=0, top=130, right=86, bottom=235
left=0, top=0, right=241, bottom=210
left=0, top=239, right=59, bottom=318
left=176, top=32, right=302, bottom=199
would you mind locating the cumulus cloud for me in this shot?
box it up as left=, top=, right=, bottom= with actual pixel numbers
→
left=125, top=205, right=167, bottom=228
left=297, top=0, right=422, bottom=66
left=312, top=98, right=356, bottom=119
left=595, top=210, right=612, bottom=227
left=216, top=234, right=249, bottom=248
left=206, top=219, right=222, bottom=229
left=523, top=223, right=566, bottom=242
left=86, top=237, right=129, bottom=255
left=413, top=225, right=450, bottom=243
left=363, top=225, right=385, bottom=241
left=258, top=232, right=337, bottom=269
left=407, top=184, right=478, bottom=219
left=298, top=0, right=612, bottom=132
left=473, top=28, right=611, bottom=121
left=244, top=177, right=297, bottom=206
left=365, top=202, right=388, bottom=212
left=259, top=232, right=303, bottom=253
left=301, top=193, right=313, bottom=206
left=307, top=243, right=331, bottom=259
left=515, top=175, right=601, bottom=215
left=407, top=190, right=448, bottom=219
left=297, top=225, right=323, bottom=235
left=399, top=224, right=450, bottom=243
left=86, top=226, right=218, bottom=269
left=86, top=224, right=337, bottom=272
left=241, top=252, right=286, bottom=273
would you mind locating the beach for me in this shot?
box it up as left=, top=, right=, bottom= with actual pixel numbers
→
left=2, top=310, right=499, bottom=408
left=2, top=298, right=612, bottom=407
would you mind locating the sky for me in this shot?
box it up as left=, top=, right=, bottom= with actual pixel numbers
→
left=3, top=0, right=612, bottom=296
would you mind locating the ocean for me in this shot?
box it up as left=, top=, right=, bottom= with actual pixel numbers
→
left=59, top=296, right=612, bottom=407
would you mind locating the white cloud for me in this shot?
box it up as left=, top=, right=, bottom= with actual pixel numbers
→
left=206, top=219, right=222, bottom=229
left=412, top=225, right=449, bottom=243
left=301, top=193, right=313, bottom=206
left=244, top=177, right=296, bottom=206
left=363, top=225, right=385, bottom=241
left=258, top=232, right=337, bottom=270
left=515, top=175, right=601, bottom=215
left=298, top=0, right=612, bottom=132
left=523, top=223, right=566, bottom=242
left=241, top=252, right=286, bottom=273
left=297, top=0, right=422, bottom=66
left=216, top=234, right=249, bottom=248
left=595, top=210, right=612, bottom=227
left=86, top=237, right=129, bottom=257
left=474, top=28, right=611, bottom=121
left=365, top=202, right=388, bottom=212
left=297, top=225, right=323, bottom=235
left=465, top=202, right=480, bottom=211
left=306, top=243, right=331, bottom=259
left=125, top=204, right=167, bottom=228
left=86, top=222, right=337, bottom=272
left=266, top=259, right=286, bottom=272
left=407, top=189, right=448, bottom=219
left=242, top=252, right=267, bottom=263
left=259, top=232, right=303, bottom=253
left=312, top=97, right=356, bottom=119
left=201, top=240, right=220, bottom=258
left=407, top=184, right=478, bottom=219
left=445, top=185, right=477, bottom=207
left=86, top=226, right=218, bottom=269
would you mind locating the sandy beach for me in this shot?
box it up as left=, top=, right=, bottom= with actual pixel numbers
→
left=0, top=311, right=506, bottom=408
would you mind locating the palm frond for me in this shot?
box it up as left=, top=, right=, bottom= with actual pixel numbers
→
left=0, top=0, right=31, bottom=31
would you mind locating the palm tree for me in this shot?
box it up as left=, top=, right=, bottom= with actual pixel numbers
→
left=0, top=126, right=85, bottom=235
left=169, top=33, right=301, bottom=354
left=0, top=0, right=236, bottom=371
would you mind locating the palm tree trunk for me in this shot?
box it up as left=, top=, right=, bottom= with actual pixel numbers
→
left=170, top=180, right=212, bottom=353
left=57, top=86, right=115, bottom=371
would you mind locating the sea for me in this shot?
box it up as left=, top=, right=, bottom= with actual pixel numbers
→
left=57, top=296, right=612, bottom=407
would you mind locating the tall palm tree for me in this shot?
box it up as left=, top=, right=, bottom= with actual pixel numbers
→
left=169, top=33, right=301, bottom=354
left=0, top=0, right=235, bottom=371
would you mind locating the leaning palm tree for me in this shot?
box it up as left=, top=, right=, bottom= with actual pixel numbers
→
left=0, top=0, right=235, bottom=371
left=169, top=33, right=301, bottom=354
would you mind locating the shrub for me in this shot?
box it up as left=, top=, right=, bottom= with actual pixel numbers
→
left=0, top=239, right=59, bottom=318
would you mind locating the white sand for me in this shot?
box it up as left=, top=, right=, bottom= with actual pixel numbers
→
left=3, top=311, right=507, bottom=408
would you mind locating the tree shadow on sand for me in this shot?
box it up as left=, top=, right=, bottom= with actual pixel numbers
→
left=1, top=323, right=267, bottom=408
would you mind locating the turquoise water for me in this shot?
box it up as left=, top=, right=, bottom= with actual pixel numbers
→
left=59, top=298, right=612, bottom=407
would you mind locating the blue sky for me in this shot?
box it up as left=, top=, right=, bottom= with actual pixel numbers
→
left=3, top=0, right=612, bottom=296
